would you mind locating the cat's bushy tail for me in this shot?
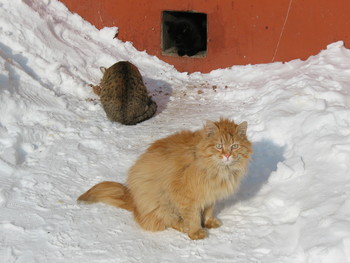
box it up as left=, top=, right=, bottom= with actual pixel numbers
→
left=77, top=181, right=134, bottom=211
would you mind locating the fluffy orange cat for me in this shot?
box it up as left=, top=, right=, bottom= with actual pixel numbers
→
left=78, top=118, right=252, bottom=240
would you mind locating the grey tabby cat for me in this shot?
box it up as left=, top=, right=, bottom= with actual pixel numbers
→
left=92, top=61, right=157, bottom=125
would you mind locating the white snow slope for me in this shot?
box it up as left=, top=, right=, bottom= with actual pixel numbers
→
left=1, top=1, right=350, bottom=262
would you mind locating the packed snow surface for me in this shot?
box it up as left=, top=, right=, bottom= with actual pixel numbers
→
left=1, top=1, right=350, bottom=262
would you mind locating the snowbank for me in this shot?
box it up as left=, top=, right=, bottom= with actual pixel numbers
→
left=0, top=1, right=350, bottom=262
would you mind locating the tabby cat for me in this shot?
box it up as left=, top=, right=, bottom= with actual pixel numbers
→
left=92, top=61, right=157, bottom=125
left=78, top=118, right=252, bottom=240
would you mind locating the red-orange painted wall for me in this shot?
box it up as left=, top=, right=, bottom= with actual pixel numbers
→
left=60, top=0, right=350, bottom=73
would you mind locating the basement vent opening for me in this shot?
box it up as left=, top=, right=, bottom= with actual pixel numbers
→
left=162, top=11, right=207, bottom=58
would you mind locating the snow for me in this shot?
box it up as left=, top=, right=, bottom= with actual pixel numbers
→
left=1, top=0, right=350, bottom=262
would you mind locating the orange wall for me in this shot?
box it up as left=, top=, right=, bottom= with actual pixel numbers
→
left=60, top=0, right=350, bottom=73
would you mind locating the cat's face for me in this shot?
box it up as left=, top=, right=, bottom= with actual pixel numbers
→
left=202, top=119, right=251, bottom=168
left=213, top=140, right=241, bottom=166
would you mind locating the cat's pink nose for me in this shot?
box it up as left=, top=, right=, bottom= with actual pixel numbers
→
left=225, top=154, right=230, bottom=159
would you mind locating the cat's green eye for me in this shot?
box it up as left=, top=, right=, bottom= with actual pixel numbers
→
left=215, top=144, right=223, bottom=149
left=231, top=143, right=240, bottom=150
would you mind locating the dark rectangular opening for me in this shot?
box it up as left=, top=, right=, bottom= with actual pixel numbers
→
left=162, top=11, right=207, bottom=58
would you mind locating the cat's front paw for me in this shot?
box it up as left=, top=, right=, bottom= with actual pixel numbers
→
left=177, top=50, right=186, bottom=56
left=171, top=218, right=185, bottom=233
left=188, top=228, right=208, bottom=240
left=204, top=217, right=222, bottom=229
left=204, top=218, right=222, bottom=228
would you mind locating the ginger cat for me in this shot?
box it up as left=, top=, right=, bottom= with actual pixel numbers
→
left=78, top=118, right=252, bottom=240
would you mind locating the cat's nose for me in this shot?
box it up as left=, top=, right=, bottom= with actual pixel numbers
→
left=224, top=154, right=230, bottom=159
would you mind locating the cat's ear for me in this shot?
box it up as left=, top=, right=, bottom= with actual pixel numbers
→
left=100, top=66, right=107, bottom=73
left=204, top=120, right=218, bottom=137
left=236, top=121, right=248, bottom=137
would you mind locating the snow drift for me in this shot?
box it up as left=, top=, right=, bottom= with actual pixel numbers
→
left=0, top=1, right=350, bottom=262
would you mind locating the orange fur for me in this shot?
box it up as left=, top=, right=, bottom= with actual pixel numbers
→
left=78, top=118, right=252, bottom=240
left=78, top=181, right=134, bottom=211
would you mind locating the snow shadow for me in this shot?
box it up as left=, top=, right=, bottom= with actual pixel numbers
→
left=0, top=73, right=8, bottom=87
left=0, top=42, right=41, bottom=86
left=143, top=77, right=173, bottom=114
left=239, top=139, right=286, bottom=199
left=218, top=139, right=286, bottom=210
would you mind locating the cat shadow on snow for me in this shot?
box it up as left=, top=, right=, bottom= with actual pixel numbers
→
left=217, top=139, right=286, bottom=213
left=143, top=76, right=173, bottom=114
